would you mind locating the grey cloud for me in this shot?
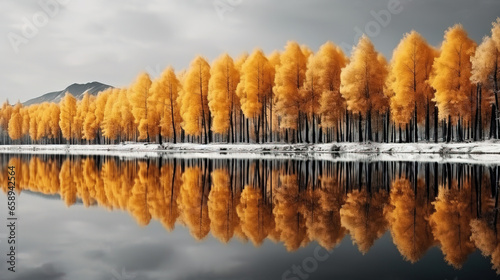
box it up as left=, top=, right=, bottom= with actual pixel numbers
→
left=5, top=263, right=65, bottom=280
left=102, top=242, right=175, bottom=271
left=0, top=0, right=499, bottom=106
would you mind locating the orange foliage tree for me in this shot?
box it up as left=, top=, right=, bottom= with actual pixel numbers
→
left=341, top=35, right=388, bottom=142
left=274, top=41, right=308, bottom=143
left=208, top=54, right=240, bottom=142
left=130, top=73, right=154, bottom=142
left=431, top=24, right=476, bottom=142
left=59, top=93, right=77, bottom=143
left=237, top=49, right=275, bottom=142
left=389, top=31, right=438, bottom=142
left=150, top=67, right=181, bottom=143
left=180, top=56, right=211, bottom=143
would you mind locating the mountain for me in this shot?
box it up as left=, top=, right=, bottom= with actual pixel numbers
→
left=23, top=81, right=113, bottom=106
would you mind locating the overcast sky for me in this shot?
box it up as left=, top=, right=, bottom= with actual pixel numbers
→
left=1, top=0, right=499, bottom=103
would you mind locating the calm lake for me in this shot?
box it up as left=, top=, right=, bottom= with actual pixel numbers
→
left=0, top=154, right=499, bottom=280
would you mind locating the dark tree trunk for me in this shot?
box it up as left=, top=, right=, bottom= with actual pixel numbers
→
left=208, top=111, right=213, bottom=143
left=414, top=102, right=418, bottom=142
left=405, top=123, right=410, bottom=143
left=457, top=116, right=463, bottom=142
left=230, top=110, right=234, bottom=143
left=479, top=85, right=483, bottom=140
left=434, top=106, right=438, bottom=143
left=318, top=116, right=323, bottom=143
left=399, top=125, right=402, bottom=143
left=346, top=109, right=350, bottom=143
left=367, top=109, right=372, bottom=141
left=425, top=100, right=430, bottom=141
left=446, top=115, right=453, bottom=143
left=305, top=114, right=310, bottom=143
left=491, top=104, right=497, bottom=139
left=358, top=113, right=363, bottom=142
left=246, top=118, right=250, bottom=143
left=382, top=113, right=387, bottom=143
left=312, top=114, right=316, bottom=144
left=474, top=85, right=480, bottom=141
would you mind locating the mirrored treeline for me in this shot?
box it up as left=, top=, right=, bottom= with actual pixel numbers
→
left=1, top=154, right=500, bottom=273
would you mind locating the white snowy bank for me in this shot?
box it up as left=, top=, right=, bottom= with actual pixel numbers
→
left=0, top=141, right=499, bottom=164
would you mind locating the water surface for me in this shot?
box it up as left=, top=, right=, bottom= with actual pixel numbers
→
left=0, top=154, right=499, bottom=280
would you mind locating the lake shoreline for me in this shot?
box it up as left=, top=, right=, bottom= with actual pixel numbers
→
left=0, top=142, right=500, bottom=164
left=0, top=141, right=500, bottom=154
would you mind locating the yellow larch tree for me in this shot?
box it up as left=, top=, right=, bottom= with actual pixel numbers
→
left=101, top=89, right=121, bottom=141
left=431, top=24, right=476, bottom=142
left=492, top=18, right=500, bottom=137
left=389, top=31, right=438, bottom=142
left=180, top=56, right=211, bottom=143
left=82, top=95, right=97, bottom=142
left=0, top=101, right=13, bottom=131
left=75, top=93, right=93, bottom=143
left=47, top=103, right=61, bottom=141
left=267, top=51, right=281, bottom=138
left=130, top=72, right=153, bottom=142
left=0, top=101, right=13, bottom=142
left=471, top=36, right=496, bottom=140
left=94, top=89, right=112, bottom=144
left=150, top=67, right=181, bottom=143
left=8, top=111, right=22, bottom=141
left=36, top=103, right=50, bottom=141
left=237, top=49, right=274, bottom=142
left=316, top=42, right=348, bottom=142
left=340, top=35, right=388, bottom=142
left=175, top=69, right=188, bottom=141
left=8, top=102, right=23, bottom=141
left=28, top=105, right=41, bottom=142
left=20, top=107, right=30, bottom=141
left=300, top=44, right=318, bottom=143
left=118, top=89, right=135, bottom=141
left=304, top=42, right=348, bottom=143
left=274, top=41, right=308, bottom=142
left=72, top=100, right=84, bottom=142
left=471, top=18, right=500, bottom=139
left=78, top=93, right=97, bottom=142
left=59, top=93, right=77, bottom=144
left=233, top=53, right=247, bottom=143
left=208, top=53, right=240, bottom=142
left=40, top=103, right=53, bottom=141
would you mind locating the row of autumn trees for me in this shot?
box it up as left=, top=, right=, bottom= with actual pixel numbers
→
left=1, top=20, right=500, bottom=145
left=2, top=155, right=500, bottom=272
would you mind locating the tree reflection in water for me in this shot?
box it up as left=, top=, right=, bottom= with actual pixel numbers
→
left=0, top=154, right=499, bottom=273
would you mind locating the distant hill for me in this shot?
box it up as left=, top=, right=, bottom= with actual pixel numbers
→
left=23, top=81, right=113, bottom=106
